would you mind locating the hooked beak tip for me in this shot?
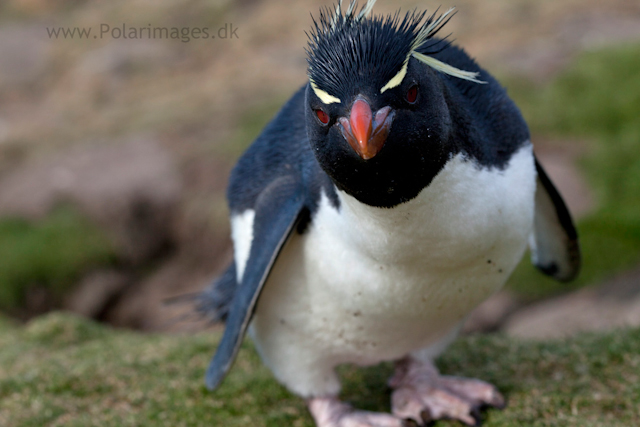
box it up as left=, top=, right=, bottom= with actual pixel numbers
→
left=340, top=101, right=394, bottom=160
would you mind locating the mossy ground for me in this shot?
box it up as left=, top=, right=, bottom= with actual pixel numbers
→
left=0, top=207, right=117, bottom=310
left=1, top=312, right=639, bottom=426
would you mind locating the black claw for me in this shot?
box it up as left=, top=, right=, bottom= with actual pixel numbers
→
left=470, top=407, right=483, bottom=426
left=402, top=419, right=421, bottom=427
left=420, top=409, right=432, bottom=424
left=423, top=419, right=437, bottom=427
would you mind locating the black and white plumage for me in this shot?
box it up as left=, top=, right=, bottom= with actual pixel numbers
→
left=198, top=1, right=580, bottom=425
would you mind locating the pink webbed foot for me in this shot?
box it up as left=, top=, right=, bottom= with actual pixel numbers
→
left=389, top=358, right=505, bottom=426
left=308, top=396, right=413, bottom=427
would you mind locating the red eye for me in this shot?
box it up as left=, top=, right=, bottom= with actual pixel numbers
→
left=406, top=85, right=418, bottom=104
left=315, top=109, right=329, bottom=124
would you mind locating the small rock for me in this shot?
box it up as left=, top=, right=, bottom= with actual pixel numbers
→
left=64, top=270, right=131, bottom=318
left=504, top=266, right=640, bottom=339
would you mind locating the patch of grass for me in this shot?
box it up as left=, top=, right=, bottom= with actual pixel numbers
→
left=504, top=43, right=640, bottom=298
left=0, top=206, right=117, bottom=309
left=1, top=312, right=639, bottom=426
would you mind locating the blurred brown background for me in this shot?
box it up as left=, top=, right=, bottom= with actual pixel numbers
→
left=0, top=0, right=639, bottom=333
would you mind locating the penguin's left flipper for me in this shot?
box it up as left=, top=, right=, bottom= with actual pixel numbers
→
left=205, top=175, right=305, bottom=391
left=529, top=156, right=581, bottom=282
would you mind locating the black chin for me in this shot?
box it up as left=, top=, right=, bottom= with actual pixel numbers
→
left=325, top=142, right=449, bottom=208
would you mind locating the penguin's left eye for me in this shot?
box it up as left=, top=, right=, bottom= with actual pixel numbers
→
left=405, top=85, right=418, bottom=104
left=315, top=109, right=330, bottom=125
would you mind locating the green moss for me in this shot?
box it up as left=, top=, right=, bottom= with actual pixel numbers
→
left=504, top=43, right=640, bottom=298
left=0, top=206, right=117, bottom=309
left=0, top=313, right=638, bottom=426
left=22, top=311, right=110, bottom=346
left=516, top=44, right=640, bottom=139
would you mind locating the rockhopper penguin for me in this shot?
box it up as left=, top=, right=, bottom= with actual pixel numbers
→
left=197, top=1, right=581, bottom=425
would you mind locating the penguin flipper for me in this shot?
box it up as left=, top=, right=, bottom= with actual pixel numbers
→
left=529, top=157, right=581, bottom=282
left=205, top=175, right=305, bottom=390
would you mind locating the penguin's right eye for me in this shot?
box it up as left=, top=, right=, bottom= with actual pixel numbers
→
left=405, top=85, right=418, bottom=104
left=315, top=109, right=330, bottom=125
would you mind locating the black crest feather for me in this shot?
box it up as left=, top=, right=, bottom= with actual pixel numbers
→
left=306, top=3, right=453, bottom=99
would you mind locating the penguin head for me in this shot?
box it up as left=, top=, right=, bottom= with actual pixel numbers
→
left=305, top=1, right=484, bottom=207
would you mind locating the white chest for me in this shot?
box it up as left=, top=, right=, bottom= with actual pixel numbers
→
left=242, top=145, right=536, bottom=366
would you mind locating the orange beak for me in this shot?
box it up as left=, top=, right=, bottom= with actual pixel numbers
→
left=339, top=97, right=394, bottom=160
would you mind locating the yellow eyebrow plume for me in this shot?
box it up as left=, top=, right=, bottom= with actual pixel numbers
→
left=310, top=80, right=342, bottom=104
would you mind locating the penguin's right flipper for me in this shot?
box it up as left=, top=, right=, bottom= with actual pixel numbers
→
left=205, top=175, right=305, bottom=391
left=529, top=157, right=581, bottom=282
